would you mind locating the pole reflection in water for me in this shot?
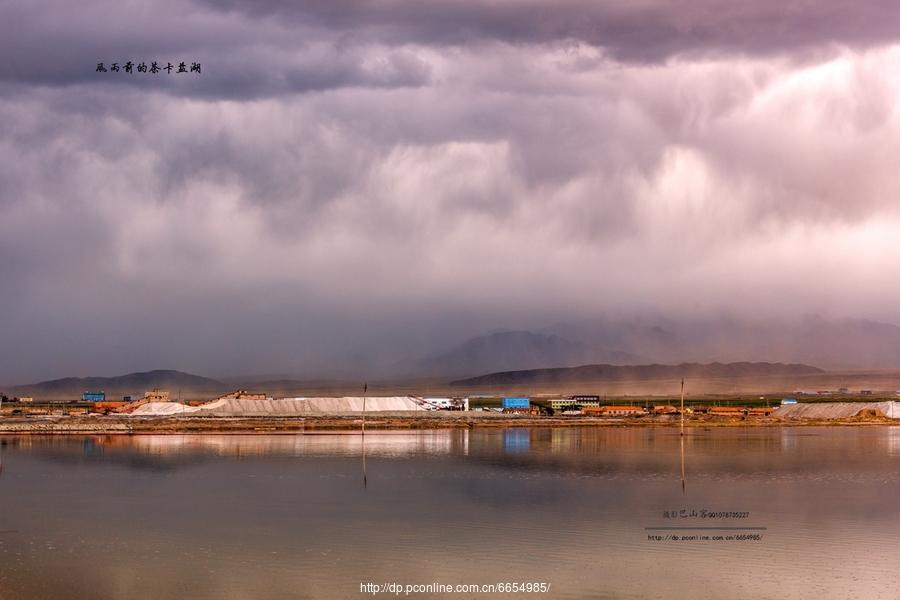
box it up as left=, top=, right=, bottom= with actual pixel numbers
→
left=680, top=433, right=685, bottom=494
left=362, top=429, right=367, bottom=489
left=362, top=381, right=368, bottom=488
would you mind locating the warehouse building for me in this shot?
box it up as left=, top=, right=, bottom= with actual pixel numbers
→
left=144, top=389, right=170, bottom=402
left=216, top=390, right=269, bottom=401
left=550, top=395, right=601, bottom=410
left=584, top=406, right=647, bottom=417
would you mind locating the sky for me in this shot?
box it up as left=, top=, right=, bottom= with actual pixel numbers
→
left=3, top=0, right=900, bottom=383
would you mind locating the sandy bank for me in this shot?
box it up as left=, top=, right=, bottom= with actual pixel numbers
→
left=0, top=412, right=895, bottom=434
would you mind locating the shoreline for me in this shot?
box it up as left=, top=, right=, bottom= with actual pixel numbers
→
left=0, top=413, right=896, bottom=434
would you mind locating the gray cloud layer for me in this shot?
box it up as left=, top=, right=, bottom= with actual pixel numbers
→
left=2, top=0, right=900, bottom=382
left=201, top=0, right=900, bottom=61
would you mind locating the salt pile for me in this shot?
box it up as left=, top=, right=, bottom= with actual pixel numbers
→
left=196, top=396, right=425, bottom=417
left=775, top=401, right=900, bottom=419
left=127, top=396, right=427, bottom=417
left=130, top=402, right=202, bottom=416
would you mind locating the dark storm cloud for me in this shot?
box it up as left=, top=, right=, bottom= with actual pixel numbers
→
left=200, top=0, right=900, bottom=62
left=4, top=0, right=897, bottom=101
left=0, top=0, right=431, bottom=99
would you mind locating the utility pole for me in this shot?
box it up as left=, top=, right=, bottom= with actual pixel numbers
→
left=680, top=378, right=685, bottom=437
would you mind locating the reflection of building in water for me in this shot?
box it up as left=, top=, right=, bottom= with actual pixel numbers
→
left=503, top=429, right=531, bottom=453
left=82, top=437, right=104, bottom=458
left=551, top=429, right=573, bottom=453
left=780, top=428, right=799, bottom=452
left=888, top=428, right=900, bottom=457
left=471, top=427, right=664, bottom=456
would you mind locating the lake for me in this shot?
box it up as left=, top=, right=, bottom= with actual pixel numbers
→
left=1, top=427, right=899, bottom=599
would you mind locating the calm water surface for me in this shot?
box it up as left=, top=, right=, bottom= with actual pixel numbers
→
left=1, top=427, right=899, bottom=599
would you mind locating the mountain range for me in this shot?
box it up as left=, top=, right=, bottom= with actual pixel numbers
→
left=450, top=361, right=824, bottom=387
left=412, top=316, right=900, bottom=377
left=7, top=369, right=226, bottom=399
left=7, top=315, right=900, bottom=397
left=413, top=330, right=642, bottom=377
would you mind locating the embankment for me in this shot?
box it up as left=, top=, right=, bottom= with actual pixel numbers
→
left=0, top=409, right=897, bottom=434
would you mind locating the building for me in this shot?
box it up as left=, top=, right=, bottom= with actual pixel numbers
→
left=17, top=396, right=34, bottom=403
left=424, top=397, right=453, bottom=408
left=216, top=390, right=268, bottom=401
left=709, top=406, right=747, bottom=416
left=747, top=407, right=774, bottom=416
left=419, top=398, right=468, bottom=411
left=144, top=389, right=170, bottom=402
left=781, top=398, right=797, bottom=405
left=605, top=406, right=647, bottom=416
left=502, top=397, right=531, bottom=409
left=502, top=406, right=540, bottom=415
left=652, top=405, right=678, bottom=414
left=584, top=406, right=647, bottom=417
left=438, top=397, right=472, bottom=411
left=83, top=391, right=105, bottom=402
left=550, top=396, right=601, bottom=410
left=93, top=401, right=128, bottom=414
left=570, top=395, right=600, bottom=405
left=550, top=398, right=576, bottom=410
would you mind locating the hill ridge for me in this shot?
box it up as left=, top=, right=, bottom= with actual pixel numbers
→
left=8, top=369, right=225, bottom=398
left=449, top=361, right=824, bottom=387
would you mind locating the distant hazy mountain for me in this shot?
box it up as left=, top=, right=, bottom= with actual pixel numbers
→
left=414, top=330, right=643, bottom=377
left=390, top=316, right=900, bottom=379
left=8, top=369, right=225, bottom=399
left=450, top=361, right=825, bottom=387
left=10, top=316, right=900, bottom=395
left=543, top=316, right=900, bottom=370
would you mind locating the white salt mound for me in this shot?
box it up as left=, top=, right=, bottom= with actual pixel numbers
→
left=775, top=401, right=900, bottom=419
left=198, top=396, right=425, bottom=416
left=127, top=396, right=428, bottom=417
left=130, top=402, right=202, bottom=416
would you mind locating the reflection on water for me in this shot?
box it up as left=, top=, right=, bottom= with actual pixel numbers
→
left=1, top=427, right=900, bottom=599
left=503, top=428, right=530, bottom=453
left=889, top=428, right=900, bottom=457
left=67, top=430, right=472, bottom=458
